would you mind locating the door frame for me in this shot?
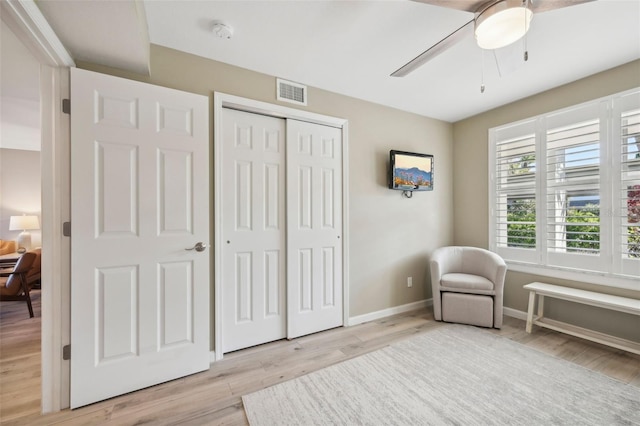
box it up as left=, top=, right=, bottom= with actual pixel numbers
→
left=1, top=0, right=75, bottom=412
left=213, top=92, right=350, bottom=360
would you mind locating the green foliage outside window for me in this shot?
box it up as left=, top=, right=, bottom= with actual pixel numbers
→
left=629, top=226, right=640, bottom=258
left=507, top=199, right=535, bottom=248
left=507, top=199, right=640, bottom=257
left=565, top=206, right=600, bottom=252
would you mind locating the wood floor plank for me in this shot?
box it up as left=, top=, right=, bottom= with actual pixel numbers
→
left=2, top=294, right=639, bottom=425
left=0, top=290, right=42, bottom=423
left=182, top=407, right=248, bottom=426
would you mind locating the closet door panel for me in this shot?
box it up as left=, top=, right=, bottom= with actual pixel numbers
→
left=221, top=109, right=286, bottom=353
left=287, top=119, right=343, bottom=339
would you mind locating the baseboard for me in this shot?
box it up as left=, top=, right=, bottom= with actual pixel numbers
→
left=211, top=304, right=523, bottom=359
left=348, top=299, right=433, bottom=326
left=503, top=306, right=528, bottom=320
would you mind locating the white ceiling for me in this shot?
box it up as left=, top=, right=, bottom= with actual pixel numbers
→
left=36, top=0, right=150, bottom=75
left=33, top=0, right=640, bottom=122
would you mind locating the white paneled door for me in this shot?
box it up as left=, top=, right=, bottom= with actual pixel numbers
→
left=286, top=119, right=343, bottom=339
left=221, top=109, right=287, bottom=352
left=220, top=108, right=343, bottom=353
left=70, top=68, right=210, bottom=408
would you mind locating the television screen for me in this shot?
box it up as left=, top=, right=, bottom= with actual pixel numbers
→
left=389, top=150, right=434, bottom=191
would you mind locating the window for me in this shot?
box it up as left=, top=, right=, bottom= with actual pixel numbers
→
left=621, top=93, right=640, bottom=273
left=489, top=89, right=640, bottom=287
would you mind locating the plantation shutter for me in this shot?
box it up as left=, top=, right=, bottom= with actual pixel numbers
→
left=489, top=89, right=640, bottom=286
left=619, top=91, right=640, bottom=277
left=545, top=103, right=604, bottom=271
left=490, top=120, right=537, bottom=263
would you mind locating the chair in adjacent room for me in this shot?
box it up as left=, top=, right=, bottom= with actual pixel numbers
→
left=430, top=246, right=507, bottom=329
left=25, top=248, right=41, bottom=289
left=0, top=240, right=16, bottom=255
left=0, top=251, right=37, bottom=318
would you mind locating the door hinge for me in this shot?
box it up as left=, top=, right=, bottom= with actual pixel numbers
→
left=63, top=344, right=71, bottom=360
left=62, top=99, right=70, bottom=114
left=63, top=221, right=71, bottom=237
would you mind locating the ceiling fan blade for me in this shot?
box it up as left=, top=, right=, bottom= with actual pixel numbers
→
left=391, top=19, right=474, bottom=77
left=410, top=0, right=486, bottom=13
left=414, top=0, right=596, bottom=13
left=530, top=0, right=596, bottom=13
left=395, top=0, right=596, bottom=78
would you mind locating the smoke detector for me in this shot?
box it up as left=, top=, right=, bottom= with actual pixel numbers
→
left=212, top=21, right=233, bottom=39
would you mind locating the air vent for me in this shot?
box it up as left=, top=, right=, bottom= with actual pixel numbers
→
left=277, top=78, right=307, bottom=106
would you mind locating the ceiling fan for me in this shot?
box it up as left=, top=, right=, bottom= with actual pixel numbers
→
left=391, top=0, right=594, bottom=77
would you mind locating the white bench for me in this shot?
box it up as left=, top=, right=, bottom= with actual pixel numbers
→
left=524, top=282, right=640, bottom=355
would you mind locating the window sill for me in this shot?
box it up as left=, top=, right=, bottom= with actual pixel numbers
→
left=505, top=261, right=640, bottom=292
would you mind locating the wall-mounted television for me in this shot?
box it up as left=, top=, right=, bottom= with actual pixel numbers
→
left=389, top=150, right=434, bottom=192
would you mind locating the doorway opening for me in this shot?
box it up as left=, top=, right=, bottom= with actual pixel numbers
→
left=0, top=19, right=43, bottom=419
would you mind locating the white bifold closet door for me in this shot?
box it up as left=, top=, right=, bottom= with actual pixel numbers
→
left=221, top=108, right=343, bottom=353
left=221, top=110, right=287, bottom=352
left=286, top=119, right=343, bottom=339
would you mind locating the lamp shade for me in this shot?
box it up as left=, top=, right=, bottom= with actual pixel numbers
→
left=475, top=0, right=533, bottom=50
left=9, top=215, right=40, bottom=231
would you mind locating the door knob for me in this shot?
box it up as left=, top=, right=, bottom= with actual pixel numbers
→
left=185, top=242, right=207, bottom=252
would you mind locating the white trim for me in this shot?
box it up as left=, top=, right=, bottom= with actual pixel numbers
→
left=213, top=92, right=349, bottom=361
left=133, top=0, right=151, bottom=75
left=507, top=261, right=640, bottom=291
left=213, top=95, right=224, bottom=361
left=3, top=0, right=74, bottom=413
left=348, top=299, right=433, bottom=326
left=209, top=351, right=217, bottom=364
left=39, top=66, right=71, bottom=412
left=503, top=306, right=528, bottom=320
left=342, top=121, right=350, bottom=328
left=219, top=93, right=345, bottom=129
left=0, top=0, right=75, bottom=67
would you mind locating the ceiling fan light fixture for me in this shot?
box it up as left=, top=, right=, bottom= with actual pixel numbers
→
left=475, top=0, right=533, bottom=50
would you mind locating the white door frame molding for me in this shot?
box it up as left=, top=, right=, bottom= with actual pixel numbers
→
left=40, top=65, right=72, bottom=413
left=213, top=92, right=350, bottom=360
left=1, top=0, right=75, bottom=67
left=2, top=0, right=75, bottom=413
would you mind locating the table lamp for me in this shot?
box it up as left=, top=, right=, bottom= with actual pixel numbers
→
left=9, top=215, right=40, bottom=251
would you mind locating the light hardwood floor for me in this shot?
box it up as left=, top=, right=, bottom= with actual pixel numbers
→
left=1, top=294, right=639, bottom=425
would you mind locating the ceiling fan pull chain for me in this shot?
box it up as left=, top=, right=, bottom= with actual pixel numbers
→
left=480, top=49, right=486, bottom=93
left=524, top=0, right=530, bottom=62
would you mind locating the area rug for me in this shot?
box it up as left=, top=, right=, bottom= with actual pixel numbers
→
left=242, top=325, right=640, bottom=425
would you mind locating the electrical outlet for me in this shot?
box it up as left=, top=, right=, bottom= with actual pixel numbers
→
left=407, top=277, right=413, bottom=288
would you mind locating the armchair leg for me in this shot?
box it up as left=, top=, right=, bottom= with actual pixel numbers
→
left=25, top=293, right=34, bottom=318
left=20, top=276, right=34, bottom=318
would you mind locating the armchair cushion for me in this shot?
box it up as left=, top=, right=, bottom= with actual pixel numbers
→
left=441, top=273, right=494, bottom=292
left=442, top=293, right=493, bottom=328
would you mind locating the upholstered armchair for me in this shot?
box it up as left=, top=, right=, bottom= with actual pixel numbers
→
left=25, top=248, right=41, bottom=288
left=0, top=240, right=16, bottom=255
left=0, top=251, right=37, bottom=318
left=430, top=246, right=507, bottom=329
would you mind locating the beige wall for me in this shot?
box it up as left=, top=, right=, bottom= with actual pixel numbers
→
left=79, top=44, right=454, bottom=319
left=0, top=148, right=42, bottom=248
left=452, top=60, right=640, bottom=342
